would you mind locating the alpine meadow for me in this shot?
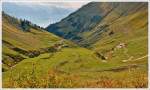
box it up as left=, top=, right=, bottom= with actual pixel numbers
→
left=2, top=2, right=148, bottom=88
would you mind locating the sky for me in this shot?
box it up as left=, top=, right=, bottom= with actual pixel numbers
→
left=2, top=2, right=89, bottom=28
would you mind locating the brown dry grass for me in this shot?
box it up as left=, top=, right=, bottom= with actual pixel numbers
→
left=3, top=68, right=148, bottom=88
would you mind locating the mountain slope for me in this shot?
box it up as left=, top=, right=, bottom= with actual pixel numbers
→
left=46, top=2, right=147, bottom=47
left=2, top=12, right=75, bottom=71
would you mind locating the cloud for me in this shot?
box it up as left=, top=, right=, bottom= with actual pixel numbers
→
left=7, top=2, right=89, bottom=9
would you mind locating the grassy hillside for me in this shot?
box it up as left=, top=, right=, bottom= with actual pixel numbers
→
left=84, top=2, right=148, bottom=47
left=2, top=12, right=75, bottom=71
left=2, top=2, right=148, bottom=88
left=88, top=2, right=148, bottom=62
left=46, top=2, right=147, bottom=47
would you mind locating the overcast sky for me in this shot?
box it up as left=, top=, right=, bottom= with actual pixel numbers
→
left=2, top=2, right=89, bottom=27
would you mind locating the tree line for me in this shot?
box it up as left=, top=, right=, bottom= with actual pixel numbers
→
left=20, top=19, right=45, bottom=32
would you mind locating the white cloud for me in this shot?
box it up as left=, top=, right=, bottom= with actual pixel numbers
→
left=9, top=2, right=89, bottom=9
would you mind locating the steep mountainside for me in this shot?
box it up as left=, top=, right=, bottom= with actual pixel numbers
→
left=46, top=2, right=147, bottom=47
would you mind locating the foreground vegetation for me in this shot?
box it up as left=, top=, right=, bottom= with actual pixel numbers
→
left=3, top=68, right=148, bottom=88
left=3, top=47, right=148, bottom=88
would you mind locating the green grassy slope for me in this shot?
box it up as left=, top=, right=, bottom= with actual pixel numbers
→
left=85, top=3, right=147, bottom=45
left=2, top=12, right=75, bottom=71
left=3, top=13, right=66, bottom=50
